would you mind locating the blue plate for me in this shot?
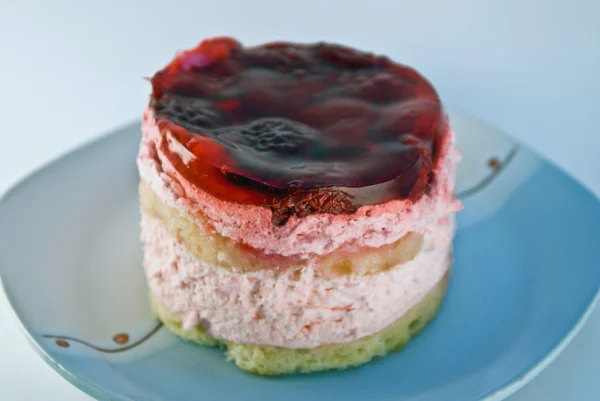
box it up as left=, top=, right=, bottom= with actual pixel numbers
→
left=1, top=111, right=599, bottom=401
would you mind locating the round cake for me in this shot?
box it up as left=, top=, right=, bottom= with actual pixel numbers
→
left=137, top=37, right=462, bottom=375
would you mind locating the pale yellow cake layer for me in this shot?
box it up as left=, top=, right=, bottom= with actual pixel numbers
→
left=140, top=181, right=423, bottom=278
left=150, top=270, right=449, bottom=375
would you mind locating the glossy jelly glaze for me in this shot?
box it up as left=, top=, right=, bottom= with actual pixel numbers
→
left=150, top=37, right=447, bottom=225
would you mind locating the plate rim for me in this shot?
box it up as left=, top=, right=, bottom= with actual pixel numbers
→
left=1, top=111, right=599, bottom=401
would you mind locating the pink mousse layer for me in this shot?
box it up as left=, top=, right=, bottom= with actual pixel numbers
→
left=143, top=213, right=454, bottom=348
left=137, top=108, right=462, bottom=257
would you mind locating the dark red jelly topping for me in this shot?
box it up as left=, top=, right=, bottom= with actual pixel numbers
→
left=150, top=37, right=447, bottom=225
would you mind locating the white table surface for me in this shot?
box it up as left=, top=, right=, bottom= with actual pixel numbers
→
left=1, top=1, right=599, bottom=400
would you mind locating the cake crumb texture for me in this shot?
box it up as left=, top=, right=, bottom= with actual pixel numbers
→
left=150, top=270, right=449, bottom=375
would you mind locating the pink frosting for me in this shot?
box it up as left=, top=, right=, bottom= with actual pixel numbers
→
left=143, top=213, right=454, bottom=348
left=137, top=108, right=462, bottom=257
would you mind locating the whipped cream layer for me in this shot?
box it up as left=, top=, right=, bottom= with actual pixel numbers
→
left=143, top=213, right=454, bottom=348
left=137, top=108, right=462, bottom=257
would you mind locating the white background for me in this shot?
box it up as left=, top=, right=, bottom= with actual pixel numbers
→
left=0, top=0, right=599, bottom=400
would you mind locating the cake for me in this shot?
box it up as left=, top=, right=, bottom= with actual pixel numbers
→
left=137, top=37, right=462, bottom=375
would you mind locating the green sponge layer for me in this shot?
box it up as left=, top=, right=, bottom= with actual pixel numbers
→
left=150, top=271, right=449, bottom=376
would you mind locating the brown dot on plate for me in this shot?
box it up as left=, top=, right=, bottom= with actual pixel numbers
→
left=55, top=339, right=70, bottom=348
left=488, top=157, right=502, bottom=169
left=113, top=333, right=130, bottom=345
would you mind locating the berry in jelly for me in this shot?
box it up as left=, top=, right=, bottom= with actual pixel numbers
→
left=150, top=37, right=446, bottom=225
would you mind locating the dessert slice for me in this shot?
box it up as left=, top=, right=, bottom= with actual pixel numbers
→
left=137, top=37, right=461, bottom=375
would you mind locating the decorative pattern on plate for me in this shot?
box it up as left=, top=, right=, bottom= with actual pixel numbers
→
left=457, top=146, right=519, bottom=199
left=42, top=323, right=163, bottom=353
